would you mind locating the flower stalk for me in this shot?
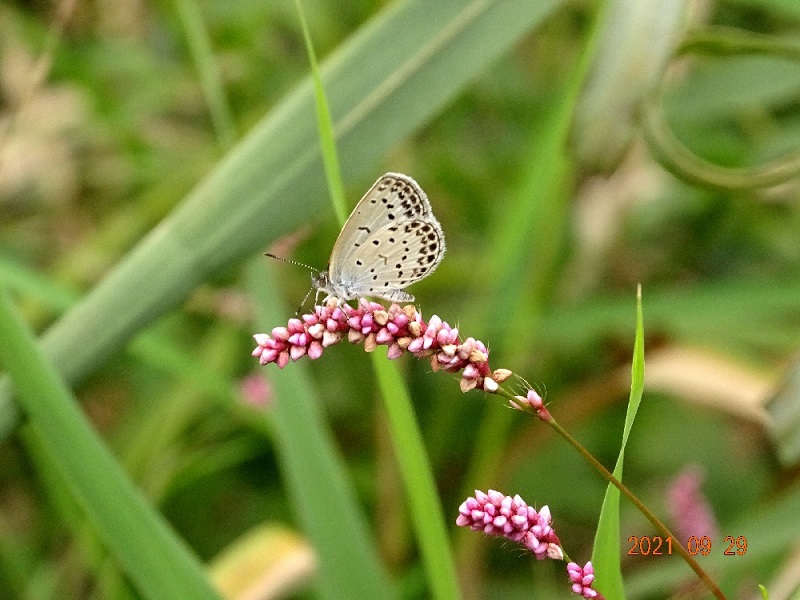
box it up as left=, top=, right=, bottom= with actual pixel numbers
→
left=501, top=389, right=726, bottom=600
left=253, top=300, right=725, bottom=599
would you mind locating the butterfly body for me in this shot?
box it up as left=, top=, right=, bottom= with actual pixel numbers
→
left=312, top=173, right=445, bottom=304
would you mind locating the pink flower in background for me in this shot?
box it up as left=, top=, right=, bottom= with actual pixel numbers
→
left=667, top=465, right=719, bottom=543
left=238, top=373, right=273, bottom=408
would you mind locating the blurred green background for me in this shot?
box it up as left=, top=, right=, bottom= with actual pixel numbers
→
left=2, top=0, right=800, bottom=599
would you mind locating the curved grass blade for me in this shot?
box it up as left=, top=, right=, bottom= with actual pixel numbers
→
left=297, top=0, right=461, bottom=594
left=590, top=286, right=645, bottom=598
left=0, top=289, right=221, bottom=600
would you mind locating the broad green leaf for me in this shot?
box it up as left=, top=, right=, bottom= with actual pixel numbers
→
left=0, top=289, right=221, bottom=600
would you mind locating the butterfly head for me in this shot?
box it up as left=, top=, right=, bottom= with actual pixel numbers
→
left=311, top=270, right=330, bottom=292
left=311, top=269, right=355, bottom=303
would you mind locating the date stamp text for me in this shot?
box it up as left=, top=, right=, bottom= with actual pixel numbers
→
left=627, top=535, right=748, bottom=556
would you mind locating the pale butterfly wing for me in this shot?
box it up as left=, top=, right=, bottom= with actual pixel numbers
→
left=316, top=173, right=445, bottom=302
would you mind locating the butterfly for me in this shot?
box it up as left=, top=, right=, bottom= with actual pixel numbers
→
left=311, top=173, right=445, bottom=304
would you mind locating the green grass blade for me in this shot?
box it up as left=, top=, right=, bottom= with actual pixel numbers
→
left=297, top=2, right=461, bottom=594
left=294, top=0, right=347, bottom=224
left=174, top=0, right=237, bottom=151
left=0, top=253, right=394, bottom=598
left=247, top=260, right=397, bottom=600
left=373, top=355, right=461, bottom=600
left=0, top=254, right=252, bottom=437
left=0, top=289, right=221, bottom=600
left=591, top=286, right=645, bottom=598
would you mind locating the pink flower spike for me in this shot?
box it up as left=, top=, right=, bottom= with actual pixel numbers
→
left=348, top=329, right=364, bottom=344
left=252, top=301, right=514, bottom=399
left=437, top=327, right=456, bottom=346
left=287, top=332, right=306, bottom=346
left=523, top=531, right=548, bottom=559
left=455, top=489, right=563, bottom=562
left=567, top=562, right=604, bottom=599
left=510, top=513, right=528, bottom=528
left=510, top=395, right=527, bottom=411
left=439, top=343, right=457, bottom=358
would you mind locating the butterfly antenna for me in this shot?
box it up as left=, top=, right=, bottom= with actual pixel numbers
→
left=265, top=253, right=320, bottom=315
left=264, top=252, right=319, bottom=273
left=291, top=286, right=316, bottom=315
